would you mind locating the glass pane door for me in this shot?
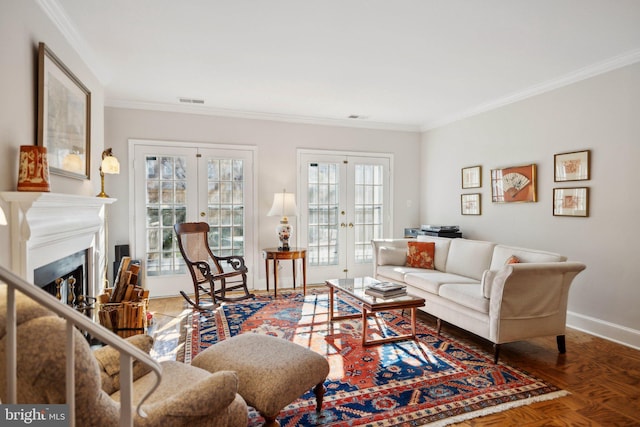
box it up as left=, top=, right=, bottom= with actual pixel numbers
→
left=198, top=148, right=254, bottom=272
left=133, top=142, right=255, bottom=297
left=144, top=154, right=189, bottom=277
left=299, top=151, right=390, bottom=282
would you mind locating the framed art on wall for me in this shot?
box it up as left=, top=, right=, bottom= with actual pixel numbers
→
left=37, top=42, right=91, bottom=180
left=461, top=193, right=481, bottom=215
left=490, top=164, right=537, bottom=203
left=554, top=150, right=590, bottom=182
left=461, top=165, right=481, bottom=189
left=553, top=187, right=589, bottom=217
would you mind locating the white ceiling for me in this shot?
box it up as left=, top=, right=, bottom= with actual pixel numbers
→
left=46, top=0, right=640, bottom=131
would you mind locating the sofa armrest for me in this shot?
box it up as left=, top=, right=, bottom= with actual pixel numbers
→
left=487, top=262, right=586, bottom=320
left=93, top=334, right=155, bottom=395
left=371, top=239, right=410, bottom=277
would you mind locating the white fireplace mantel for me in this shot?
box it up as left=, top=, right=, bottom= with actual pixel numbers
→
left=0, top=192, right=115, bottom=295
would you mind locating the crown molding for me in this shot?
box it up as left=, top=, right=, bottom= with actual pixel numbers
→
left=421, top=48, right=640, bottom=132
left=105, top=98, right=422, bottom=132
left=36, top=0, right=111, bottom=84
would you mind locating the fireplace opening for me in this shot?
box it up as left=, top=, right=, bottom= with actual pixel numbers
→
left=34, top=249, right=91, bottom=311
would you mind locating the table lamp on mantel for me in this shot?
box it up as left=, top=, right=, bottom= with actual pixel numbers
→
left=267, top=190, right=299, bottom=251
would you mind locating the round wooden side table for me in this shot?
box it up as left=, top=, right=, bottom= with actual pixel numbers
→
left=262, top=247, right=306, bottom=296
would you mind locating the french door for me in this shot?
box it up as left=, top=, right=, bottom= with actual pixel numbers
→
left=298, top=151, right=392, bottom=282
left=131, top=140, right=255, bottom=297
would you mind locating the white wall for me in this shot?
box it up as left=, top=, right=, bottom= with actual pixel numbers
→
left=421, top=62, right=640, bottom=349
left=0, top=0, right=105, bottom=271
left=104, top=107, right=421, bottom=285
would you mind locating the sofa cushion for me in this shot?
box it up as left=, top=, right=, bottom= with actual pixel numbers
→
left=438, top=283, right=489, bottom=314
left=404, top=271, right=479, bottom=294
left=376, top=265, right=425, bottom=282
left=377, top=246, right=407, bottom=266
left=416, top=236, right=451, bottom=271
left=445, top=239, right=496, bottom=280
left=489, top=245, right=566, bottom=270
left=406, top=241, right=435, bottom=269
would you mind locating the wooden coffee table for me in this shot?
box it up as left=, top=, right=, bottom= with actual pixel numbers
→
left=325, top=277, right=425, bottom=346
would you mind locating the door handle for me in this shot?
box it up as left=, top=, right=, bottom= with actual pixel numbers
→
left=200, top=212, right=206, bottom=217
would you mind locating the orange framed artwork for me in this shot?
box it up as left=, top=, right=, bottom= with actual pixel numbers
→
left=490, top=164, right=537, bottom=203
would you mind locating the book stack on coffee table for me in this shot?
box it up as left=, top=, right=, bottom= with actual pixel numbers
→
left=365, top=281, right=407, bottom=298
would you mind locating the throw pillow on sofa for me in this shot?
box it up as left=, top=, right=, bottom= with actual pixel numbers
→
left=506, top=255, right=521, bottom=264
left=407, top=241, right=435, bottom=269
left=378, top=246, right=407, bottom=265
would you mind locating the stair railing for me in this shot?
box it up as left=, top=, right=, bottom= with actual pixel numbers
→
left=1, top=265, right=162, bottom=427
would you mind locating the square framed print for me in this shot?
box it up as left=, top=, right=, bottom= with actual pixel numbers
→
left=554, top=150, right=590, bottom=182
left=553, top=187, right=589, bottom=217
left=491, top=164, right=537, bottom=203
left=37, top=42, right=91, bottom=180
left=461, top=193, right=481, bottom=215
left=461, top=165, right=481, bottom=189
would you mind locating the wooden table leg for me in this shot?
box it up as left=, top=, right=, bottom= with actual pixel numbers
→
left=274, top=260, right=278, bottom=297
left=362, top=308, right=368, bottom=346
left=411, top=307, right=417, bottom=339
left=302, top=254, right=306, bottom=295
left=265, top=257, right=270, bottom=292
left=328, top=288, right=334, bottom=321
left=292, top=259, right=297, bottom=290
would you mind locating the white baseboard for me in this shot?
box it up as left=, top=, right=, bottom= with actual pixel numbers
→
left=567, top=310, right=640, bottom=351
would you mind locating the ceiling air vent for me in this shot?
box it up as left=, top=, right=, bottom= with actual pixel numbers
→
left=179, top=97, right=205, bottom=104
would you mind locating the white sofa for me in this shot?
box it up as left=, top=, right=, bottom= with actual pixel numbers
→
left=371, top=236, right=586, bottom=362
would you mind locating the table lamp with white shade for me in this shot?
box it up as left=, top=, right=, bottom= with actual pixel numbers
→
left=267, top=190, right=299, bottom=251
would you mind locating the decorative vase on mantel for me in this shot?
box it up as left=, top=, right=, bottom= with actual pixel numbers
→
left=17, top=145, right=50, bottom=192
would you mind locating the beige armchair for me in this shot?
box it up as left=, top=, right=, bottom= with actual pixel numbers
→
left=0, top=288, right=248, bottom=426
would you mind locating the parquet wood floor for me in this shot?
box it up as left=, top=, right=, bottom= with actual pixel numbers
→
left=148, top=293, right=640, bottom=426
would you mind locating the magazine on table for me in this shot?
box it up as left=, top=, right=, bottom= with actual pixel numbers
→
left=365, top=281, right=407, bottom=298
left=367, top=281, right=406, bottom=292
left=364, top=287, right=407, bottom=298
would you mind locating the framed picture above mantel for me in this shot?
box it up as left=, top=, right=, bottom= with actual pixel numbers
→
left=37, top=42, right=91, bottom=180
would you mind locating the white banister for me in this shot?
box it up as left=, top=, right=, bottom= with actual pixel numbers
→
left=0, top=265, right=162, bottom=426
left=66, top=321, right=76, bottom=427
left=120, top=354, right=135, bottom=427
left=6, top=286, right=16, bottom=403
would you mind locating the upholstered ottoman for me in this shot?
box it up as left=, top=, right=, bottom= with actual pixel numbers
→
left=191, top=333, right=329, bottom=427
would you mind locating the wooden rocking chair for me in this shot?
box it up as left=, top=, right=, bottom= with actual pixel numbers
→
left=174, top=222, right=254, bottom=310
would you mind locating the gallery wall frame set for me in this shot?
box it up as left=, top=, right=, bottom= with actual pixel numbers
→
left=37, top=42, right=92, bottom=180
left=490, top=164, right=537, bottom=203
left=553, top=149, right=590, bottom=217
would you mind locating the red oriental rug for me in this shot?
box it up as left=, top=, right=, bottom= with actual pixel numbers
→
left=178, top=291, right=568, bottom=426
